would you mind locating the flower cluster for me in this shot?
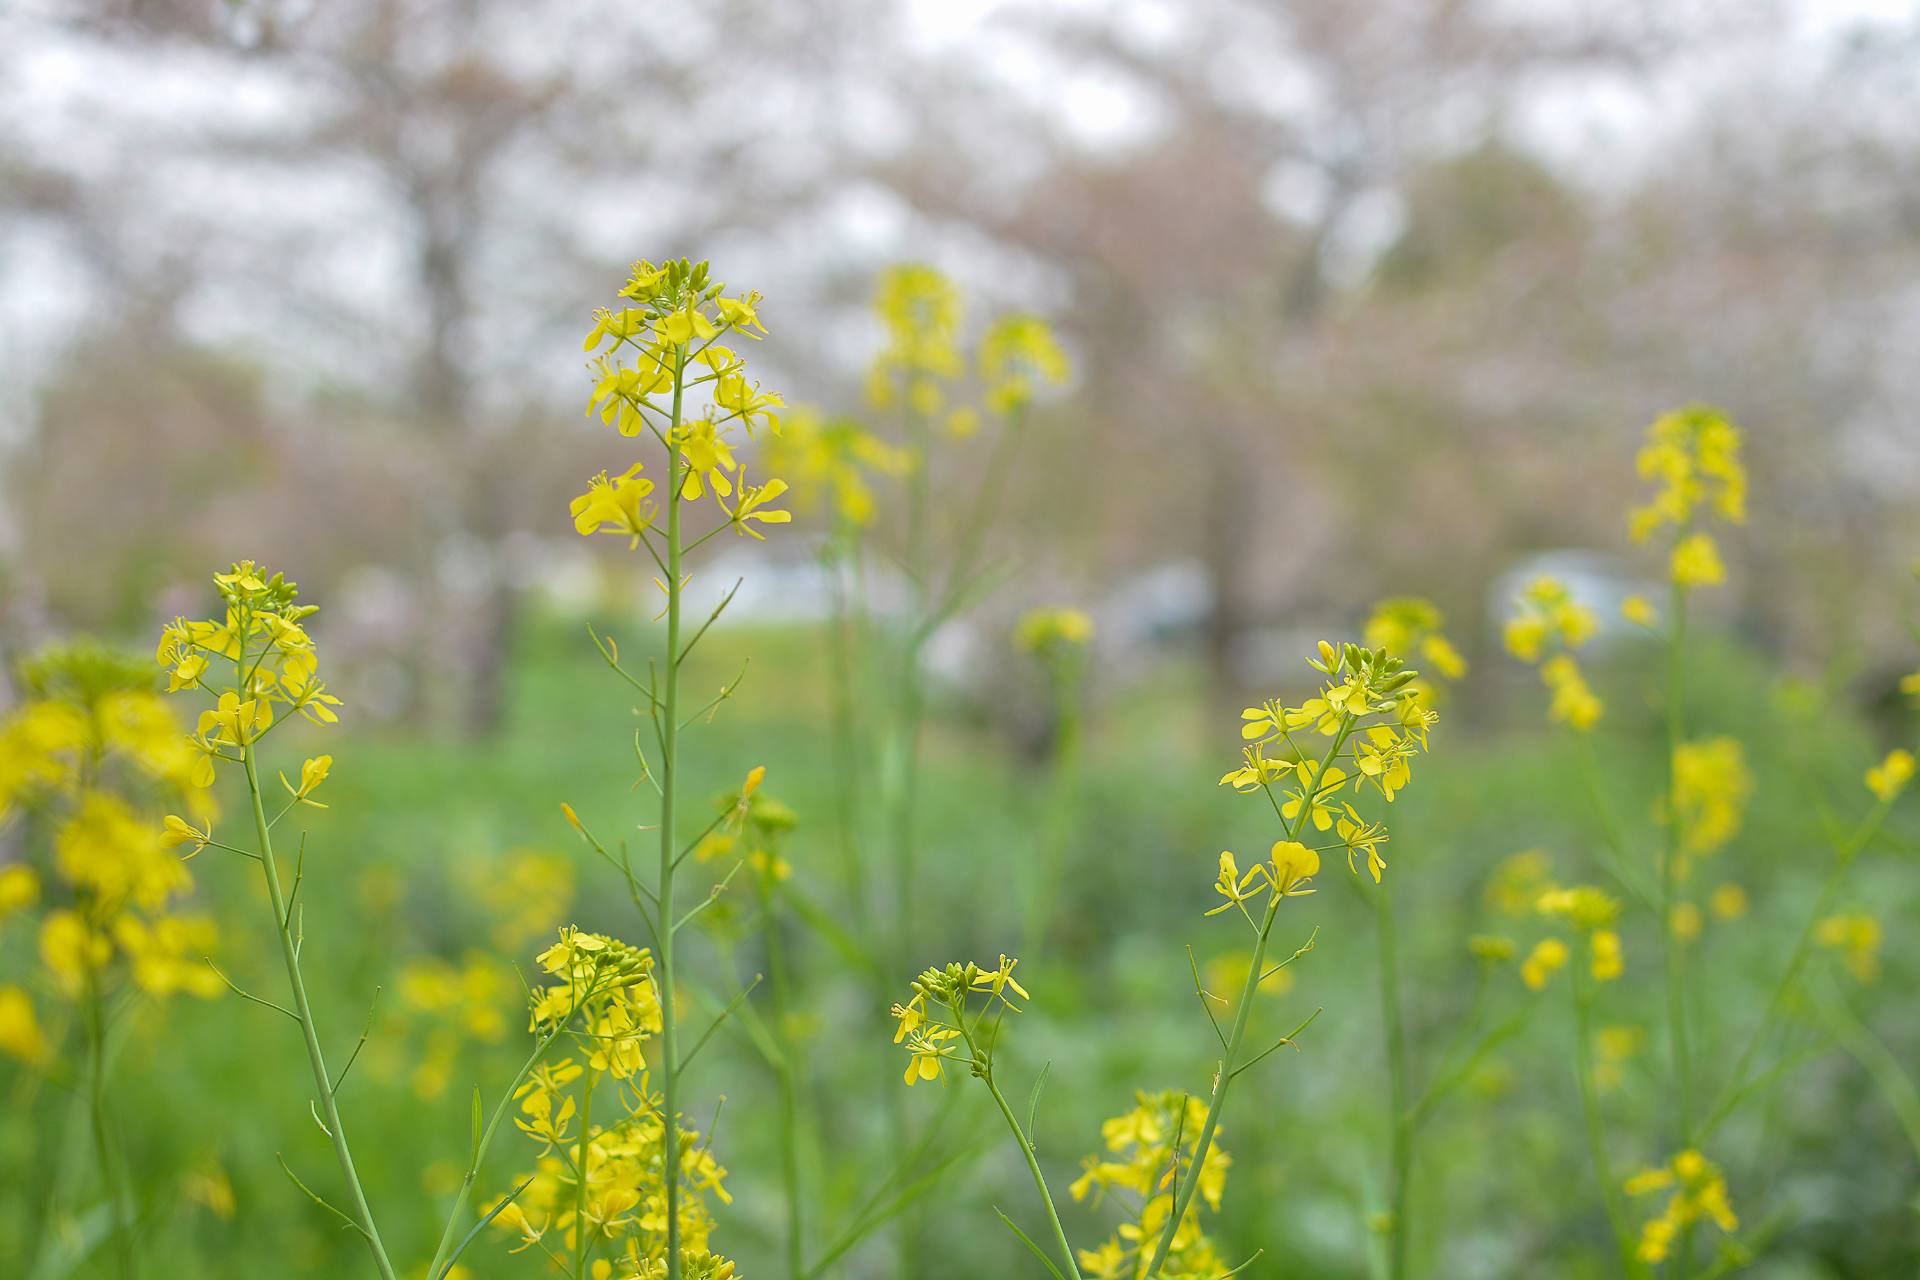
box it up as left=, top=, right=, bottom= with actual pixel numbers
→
left=1669, top=736, right=1753, bottom=861
left=1013, top=607, right=1094, bottom=658
left=1363, top=596, right=1467, bottom=689
left=1069, top=1091, right=1231, bottom=1280
left=1624, top=1148, right=1739, bottom=1265
left=495, top=928, right=736, bottom=1276
left=762, top=406, right=912, bottom=529
left=1222, top=641, right=1435, bottom=887
left=155, top=561, right=342, bottom=796
left=865, top=263, right=1068, bottom=430
left=1866, top=747, right=1915, bottom=804
left=889, top=956, right=1029, bottom=1086
left=572, top=258, right=791, bottom=547
left=1815, top=913, right=1882, bottom=983
left=1534, top=885, right=1625, bottom=984
left=1504, top=577, right=1603, bottom=730
left=0, top=643, right=227, bottom=1066
left=1628, top=405, right=1747, bottom=588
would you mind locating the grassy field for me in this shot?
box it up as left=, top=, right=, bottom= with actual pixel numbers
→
left=4, top=604, right=1914, bottom=1279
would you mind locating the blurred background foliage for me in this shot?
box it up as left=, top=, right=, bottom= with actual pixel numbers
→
left=1, top=1, right=1918, bottom=1277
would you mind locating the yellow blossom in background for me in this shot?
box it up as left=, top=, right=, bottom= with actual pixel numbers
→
left=1589, top=929, right=1624, bottom=981
left=1504, top=576, right=1597, bottom=663
left=979, top=313, right=1071, bottom=415
left=1621, top=594, right=1658, bottom=628
left=1487, top=849, right=1555, bottom=917
left=1709, top=883, right=1748, bottom=920
left=0, top=864, right=39, bottom=918
left=1628, top=404, right=1747, bottom=541
left=1625, top=1147, right=1739, bottom=1264
left=1865, top=748, right=1915, bottom=803
left=1541, top=655, right=1604, bottom=731
left=0, top=984, right=50, bottom=1065
left=762, top=408, right=911, bottom=528
left=1671, top=901, right=1703, bottom=942
left=1815, top=914, right=1881, bottom=982
left=1593, top=1024, right=1645, bottom=1094
left=1014, top=607, right=1095, bottom=656
left=1670, top=532, right=1726, bottom=588
left=1520, top=938, right=1569, bottom=991
left=1671, top=737, right=1753, bottom=856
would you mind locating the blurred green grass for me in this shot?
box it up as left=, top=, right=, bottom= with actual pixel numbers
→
left=4, top=612, right=1916, bottom=1278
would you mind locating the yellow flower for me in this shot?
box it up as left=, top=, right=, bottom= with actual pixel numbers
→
left=1505, top=577, right=1596, bottom=664
left=1520, top=938, right=1568, bottom=991
left=1205, top=851, right=1264, bottom=916
left=1815, top=914, right=1881, bottom=982
left=1541, top=656, right=1604, bottom=731
left=41, top=910, right=111, bottom=992
left=1625, top=1146, right=1739, bottom=1263
left=1589, top=929, right=1624, bottom=981
left=1629, top=404, right=1746, bottom=541
left=1218, top=747, right=1291, bottom=793
left=0, top=865, right=39, bottom=918
left=902, top=1024, right=960, bottom=1085
left=1268, top=839, right=1320, bottom=894
left=1282, top=760, right=1348, bottom=832
left=1865, top=748, right=1915, bottom=803
left=1671, top=737, right=1752, bottom=855
left=280, top=754, right=332, bottom=806
left=676, top=420, right=737, bottom=500
left=570, top=463, right=656, bottom=545
left=655, top=305, right=718, bottom=347
left=161, top=814, right=210, bottom=854
left=1670, top=532, right=1726, bottom=588
left=1335, top=805, right=1388, bottom=883
left=1621, top=595, right=1658, bottom=628
left=0, top=985, right=49, bottom=1065
left=1014, top=608, right=1094, bottom=655
left=1709, top=883, right=1747, bottom=920
left=970, top=954, right=1030, bottom=1004
left=1671, top=901, right=1703, bottom=942
left=728, top=474, right=792, bottom=539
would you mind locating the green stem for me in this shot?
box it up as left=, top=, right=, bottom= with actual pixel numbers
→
left=424, top=1028, right=567, bottom=1280
left=955, top=1009, right=1082, bottom=1280
left=572, top=1068, right=597, bottom=1280
left=83, top=974, right=136, bottom=1280
left=1377, top=875, right=1411, bottom=1280
left=1661, top=577, right=1695, bottom=1149
left=659, top=343, right=688, bottom=1280
left=1022, top=671, right=1084, bottom=956
left=762, top=870, right=805, bottom=1279
left=240, top=740, right=398, bottom=1280
left=1144, top=719, right=1354, bottom=1276
left=1570, top=961, right=1644, bottom=1279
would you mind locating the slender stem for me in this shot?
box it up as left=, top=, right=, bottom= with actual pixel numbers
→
left=572, top=1067, right=597, bottom=1280
left=659, top=343, right=688, bottom=1280
left=424, top=1028, right=567, bottom=1280
left=954, top=1008, right=1082, bottom=1280
left=241, top=740, right=398, bottom=1280
left=1660, top=578, right=1695, bottom=1151
left=762, top=868, right=805, bottom=1279
left=1376, top=875, right=1411, bottom=1280
left=1144, top=719, right=1353, bottom=1276
left=1023, top=670, right=1084, bottom=956
left=1570, top=961, right=1644, bottom=1280
left=83, top=974, right=136, bottom=1280
left=1659, top=577, right=1703, bottom=1276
